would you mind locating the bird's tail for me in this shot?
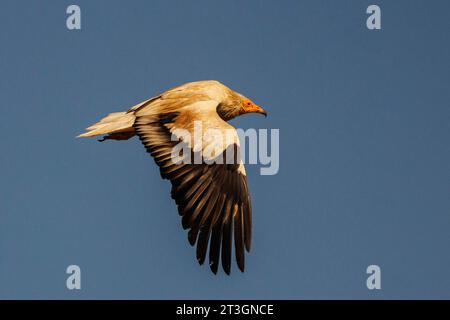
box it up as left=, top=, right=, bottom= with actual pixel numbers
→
left=77, top=111, right=136, bottom=141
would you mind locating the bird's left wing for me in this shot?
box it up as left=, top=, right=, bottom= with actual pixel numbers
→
left=133, top=100, right=252, bottom=275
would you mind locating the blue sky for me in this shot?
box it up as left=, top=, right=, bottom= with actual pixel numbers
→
left=0, top=0, right=449, bottom=299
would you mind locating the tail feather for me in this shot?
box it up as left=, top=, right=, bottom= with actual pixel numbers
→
left=77, top=111, right=136, bottom=139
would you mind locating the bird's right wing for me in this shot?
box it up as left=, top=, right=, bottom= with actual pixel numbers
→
left=133, top=100, right=252, bottom=275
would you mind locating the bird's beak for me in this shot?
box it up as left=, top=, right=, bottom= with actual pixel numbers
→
left=245, top=104, right=267, bottom=117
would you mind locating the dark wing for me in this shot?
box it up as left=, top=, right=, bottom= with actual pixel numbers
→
left=133, top=101, right=252, bottom=275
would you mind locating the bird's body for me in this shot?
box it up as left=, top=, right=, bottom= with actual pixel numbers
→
left=78, top=80, right=266, bottom=275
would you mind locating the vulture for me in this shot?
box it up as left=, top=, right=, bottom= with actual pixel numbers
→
left=78, top=80, right=267, bottom=275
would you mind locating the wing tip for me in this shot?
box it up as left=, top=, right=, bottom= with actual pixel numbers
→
left=188, top=231, right=197, bottom=246
left=237, top=258, right=245, bottom=273
left=210, top=263, right=219, bottom=275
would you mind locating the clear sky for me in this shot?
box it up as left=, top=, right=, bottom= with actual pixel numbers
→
left=0, top=0, right=449, bottom=299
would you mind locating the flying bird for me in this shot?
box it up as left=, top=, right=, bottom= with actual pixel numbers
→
left=78, top=80, right=267, bottom=275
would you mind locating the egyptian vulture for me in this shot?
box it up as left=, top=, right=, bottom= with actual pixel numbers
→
left=78, top=80, right=267, bottom=275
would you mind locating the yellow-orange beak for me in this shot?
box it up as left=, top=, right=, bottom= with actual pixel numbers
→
left=242, top=100, right=267, bottom=117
